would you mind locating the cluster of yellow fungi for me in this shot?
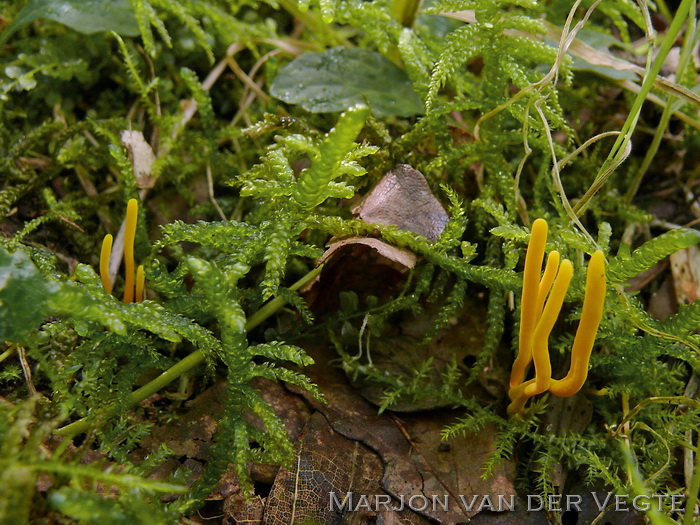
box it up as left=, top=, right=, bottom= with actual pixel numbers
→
left=508, top=218, right=606, bottom=417
left=99, top=198, right=146, bottom=303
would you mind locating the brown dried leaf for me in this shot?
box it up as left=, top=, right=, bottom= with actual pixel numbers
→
left=224, top=493, right=265, bottom=525
left=543, top=395, right=593, bottom=437
left=121, top=130, right=156, bottom=189
left=143, top=378, right=311, bottom=461
left=287, top=347, right=518, bottom=524
left=142, top=381, right=226, bottom=459
left=670, top=245, right=700, bottom=305
left=534, top=396, right=594, bottom=497
left=304, top=241, right=413, bottom=316
left=398, top=411, right=517, bottom=517
left=305, top=164, right=446, bottom=312
left=353, top=164, right=449, bottom=242
left=647, top=277, right=677, bottom=321
left=624, top=261, right=667, bottom=293
left=264, top=412, right=429, bottom=525
left=319, top=237, right=417, bottom=269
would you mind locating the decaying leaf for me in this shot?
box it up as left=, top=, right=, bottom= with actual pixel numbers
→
left=143, top=378, right=311, bottom=462
left=306, top=164, right=448, bottom=312
left=305, top=241, right=415, bottom=316
left=543, top=395, right=593, bottom=437
left=140, top=377, right=312, bottom=522
left=352, top=164, right=449, bottom=242
left=264, top=412, right=430, bottom=525
left=647, top=276, right=677, bottom=321
left=670, top=245, right=700, bottom=305
left=142, top=381, right=226, bottom=460
left=224, top=492, right=265, bottom=525
left=318, top=237, right=417, bottom=270
left=286, top=347, right=518, bottom=524
left=121, top=130, right=157, bottom=189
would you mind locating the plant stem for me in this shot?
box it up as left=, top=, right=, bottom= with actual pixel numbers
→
left=54, top=264, right=323, bottom=437
left=392, top=0, right=422, bottom=28
left=276, top=0, right=346, bottom=46
left=572, top=0, right=694, bottom=215
left=0, top=346, right=16, bottom=364
left=626, top=0, right=697, bottom=203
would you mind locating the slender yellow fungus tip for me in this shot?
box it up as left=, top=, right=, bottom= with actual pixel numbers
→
left=100, top=234, right=113, bottom=294
left=135, top=265, right=145, bottom=302
left=529, top=258, right=573, bottom=396
left=536, top=251, right=560, bottom=316
left=549, top=250, right=606, bottom=398
left=510, top=218, right=548, bottom=389
left=507, top=220, right=607, bottom=417
left=122, top=199, right=138, bottom=303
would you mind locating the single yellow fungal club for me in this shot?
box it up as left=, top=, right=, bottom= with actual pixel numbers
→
left=98, top=198, right=146, bottom=303
left=100, top=234, right=113, bottom=294
left=507, top=218, right=606, bottom=417
left=122, top=198, right=138, bottom=303
left=135, top=265, right=145, bottom=303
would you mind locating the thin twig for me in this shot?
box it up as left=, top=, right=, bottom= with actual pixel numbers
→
left=206, top=162, right=226, bottom=221
left=17, top=346, right=38, bottom=397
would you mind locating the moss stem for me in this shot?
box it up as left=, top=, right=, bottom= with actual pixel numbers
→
left=55, top=264, right=324, bottom=437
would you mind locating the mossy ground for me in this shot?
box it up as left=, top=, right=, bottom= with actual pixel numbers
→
left=1, top=1, right=699, bottom=523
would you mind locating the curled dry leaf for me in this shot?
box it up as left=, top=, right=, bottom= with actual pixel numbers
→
left=670, top=245, right=700, bottom=305
left=352, top=164, right=449, bottom=242
left=318, top=237, right=417, bottom=269
left=306, top=165, right=447, bottom=310
left=121, top=130, right=156, bottom=189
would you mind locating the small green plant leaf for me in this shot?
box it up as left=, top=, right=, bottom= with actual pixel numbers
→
left=294, top=104, right=370, bottom=209
left=270, top=47, right=424, bottom=117
left=49, top=486, right=174, bottom=525
left=608, top=228, right=700, bottom=283
left=0, top=0, right=139, bottom=48
left=0, top=246, right=55, bottom=342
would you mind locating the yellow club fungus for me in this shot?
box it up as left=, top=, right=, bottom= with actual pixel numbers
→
left=528, top=258, right=573, bottom=396
left=509, top=218, right=548, bottom=389
left=98, top=198, right=145, bottom=303
left=507, top=219, right=606, bottom=417
left=535, top=251, right=560, bottom=317
left=548, top=250, right=606, bottom=397
left=100, top=234, right=113, bottom=294
left=135, top=265, right=145, bottom=303
left=122, top=198, right=138, bottom=303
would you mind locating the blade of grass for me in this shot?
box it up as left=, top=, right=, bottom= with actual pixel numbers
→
left=573, top=0, right=696, bottom=215
left=626, top=2, right=698, bottom=202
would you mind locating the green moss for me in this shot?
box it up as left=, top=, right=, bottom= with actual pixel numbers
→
left=1, top=0, right=699, bottom=522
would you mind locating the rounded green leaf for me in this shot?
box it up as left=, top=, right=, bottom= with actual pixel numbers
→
left=0, top=0, right=139, bottom=48
left=270, top=47, right=424, bottom=117
left=0, top=246, right=55, bottom=342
